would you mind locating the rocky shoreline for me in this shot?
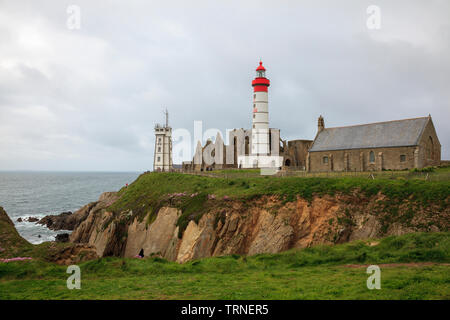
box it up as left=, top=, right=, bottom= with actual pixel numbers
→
left=0, top=206, right=98, bottom=265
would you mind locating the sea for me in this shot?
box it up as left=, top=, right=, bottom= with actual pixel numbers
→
left=0, top=171, right=140, bottom=244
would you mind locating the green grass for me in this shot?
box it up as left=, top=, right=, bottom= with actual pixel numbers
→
left=107, top=171, right=449, bottom=237
left=1, top=232, right=449, bottom=299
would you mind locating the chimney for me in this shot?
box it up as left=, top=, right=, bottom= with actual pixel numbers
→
left=318, top=115, right=325, bottom=133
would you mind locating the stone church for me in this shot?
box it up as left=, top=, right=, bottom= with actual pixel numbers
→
left=305, top=115, right=441, bottom=172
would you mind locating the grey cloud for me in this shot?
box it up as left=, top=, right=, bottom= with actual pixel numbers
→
left=0, top=0, right=448, bottom=171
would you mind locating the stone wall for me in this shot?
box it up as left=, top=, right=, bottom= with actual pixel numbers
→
left=308, top=146, right=418, bottom=172
left=283, top=139, right=312, bottom=168
left=417, top=118, right=441, bottom=167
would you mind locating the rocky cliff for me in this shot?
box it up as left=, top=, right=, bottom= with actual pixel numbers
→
left=69, top=190, right=449, bottom=263
left=38, top=192, right=118, bottom=231
left=0, top=206, right=99, bottom=265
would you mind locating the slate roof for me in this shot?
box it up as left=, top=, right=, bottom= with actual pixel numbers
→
left=309, top=117, right=429, bottom=152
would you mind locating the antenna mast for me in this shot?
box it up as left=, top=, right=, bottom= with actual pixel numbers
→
left=164, top=108, right=169, bottom=127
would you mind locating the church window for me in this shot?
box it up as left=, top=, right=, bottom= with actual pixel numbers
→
left=158, top=147, right=161, bottom=152
left=369, top=151, right=375, bottom=163
left=245, top=136, right=250, bottom=155
left=323, top=156, right=329, bottom=164
left=428, top=136, right=434, bottom=159
left=157, top=156, right=161, bottom=162
left=158, top=138, right=161, bottom=143
left=400, top=155, right=406, bottom=162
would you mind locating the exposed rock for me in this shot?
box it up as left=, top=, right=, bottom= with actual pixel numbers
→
left=0, top=206, right=98, bottom=264
left=38, top=211, right=72, bottom=230
left=68, top=193, right=450, bottom=263
left=69, top=192, right=121, bottom=257
left=27, top=217, right=39, bottom=222
left=44, top=243, right=99, bottom=265
left=124, top=207, right=181, bottom=260
left=16, top=218, right=23, bottom=222
left=38, top=191, right=118, bottom=231
left=55, top=233, right=70, bottom=242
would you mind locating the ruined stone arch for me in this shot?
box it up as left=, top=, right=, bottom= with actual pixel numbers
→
left=233, top=136, right=238, bottom=166
left=245, top=136, right=250, bottom=155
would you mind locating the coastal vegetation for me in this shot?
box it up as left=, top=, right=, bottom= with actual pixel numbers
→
left=0, top=232, right=449, bottom=299
left=1, top=167, right=449, bottom=299
left=108, top=168, right=450, bottom=237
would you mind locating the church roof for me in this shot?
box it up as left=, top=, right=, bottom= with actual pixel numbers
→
left=309, top=117, right=429, bottom=152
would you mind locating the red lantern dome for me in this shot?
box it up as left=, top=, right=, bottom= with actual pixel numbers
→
left=252, top=60, right=270, bottom=92
left=256, top=61, right=266, bottom=71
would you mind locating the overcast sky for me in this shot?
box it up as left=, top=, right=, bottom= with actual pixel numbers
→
left=0, top=0, right=449, bottom=171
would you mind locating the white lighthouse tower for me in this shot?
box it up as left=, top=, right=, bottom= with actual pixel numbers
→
left=153, top=109, right=173, bottom=172
left=251, top=61, right=270, bottom=156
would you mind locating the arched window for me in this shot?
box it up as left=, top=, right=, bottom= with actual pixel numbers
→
left=245, top=136, right=250, bottom=155
left=369, top=151, right=375, bottom=163
left=428, top=136, right=434, bottom=159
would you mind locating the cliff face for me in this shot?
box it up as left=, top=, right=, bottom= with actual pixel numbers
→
left=39, top=192, right=118, bottom=231
left=69, top=192, right=449, bottom=263
left=0, top=206, right=99, bottom=265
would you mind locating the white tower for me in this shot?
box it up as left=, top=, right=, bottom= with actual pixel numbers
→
left=153, top=109, right=173, bottom=172
left=251, top=61, right=270, bottom=156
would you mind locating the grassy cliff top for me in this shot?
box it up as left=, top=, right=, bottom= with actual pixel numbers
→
left=0, top=207, right=33, bottom=258
left=110, top=170, right=450, bottom=213
left=106, top=171, right=449, bottom=237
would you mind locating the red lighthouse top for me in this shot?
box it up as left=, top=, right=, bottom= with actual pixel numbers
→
left=252, top=60, right=270, bottom=92
left=256, top=61, right=266, bottom=71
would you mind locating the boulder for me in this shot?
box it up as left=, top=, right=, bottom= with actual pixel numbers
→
left=55, top=233, right=70, bottom=243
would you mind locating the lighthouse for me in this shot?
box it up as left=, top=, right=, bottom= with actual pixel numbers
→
left=251, top=61, right=270, bottom=156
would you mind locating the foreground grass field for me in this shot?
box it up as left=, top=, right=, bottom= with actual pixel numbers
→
left=1, top=232, right=449, bottom=299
